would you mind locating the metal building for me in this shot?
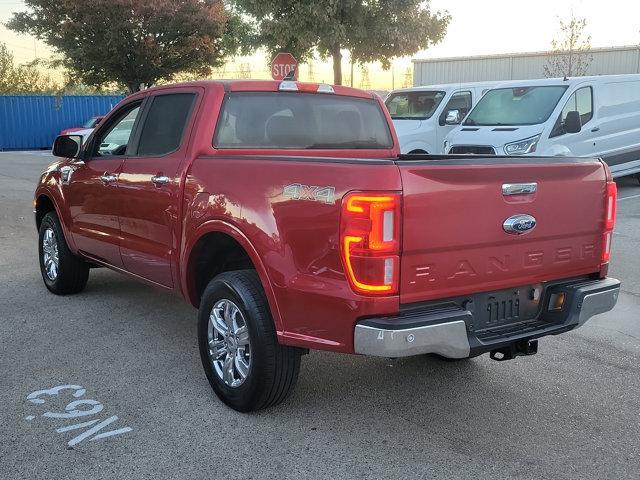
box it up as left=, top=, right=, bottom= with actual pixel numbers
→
left=0, top=94, right=123, bottom=151
left=413, top=45, right=640, bottom=86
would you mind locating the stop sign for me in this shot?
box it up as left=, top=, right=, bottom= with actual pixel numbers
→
left=271, top=53, right=298, bottom=80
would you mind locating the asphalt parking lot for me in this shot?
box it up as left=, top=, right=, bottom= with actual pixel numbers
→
left=1, top=151, right=639, bottom=480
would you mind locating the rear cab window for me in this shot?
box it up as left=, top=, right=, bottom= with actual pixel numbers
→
left=214, top=92, right=393, bottom=149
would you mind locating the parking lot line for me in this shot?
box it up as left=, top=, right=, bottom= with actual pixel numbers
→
left=618, top=193, right=640, bottom=202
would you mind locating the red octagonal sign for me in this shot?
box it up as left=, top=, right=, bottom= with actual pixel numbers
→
left=271, top=53, right=298, bottom=80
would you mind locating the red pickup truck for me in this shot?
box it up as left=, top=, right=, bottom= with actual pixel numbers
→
left=35, top=80, right=620, bottom=412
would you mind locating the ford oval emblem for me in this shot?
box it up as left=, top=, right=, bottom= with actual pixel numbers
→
left=503, top=214, right=536, bottom=235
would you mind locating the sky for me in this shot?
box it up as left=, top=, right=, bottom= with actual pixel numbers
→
left=1, top=0, right=639, bottom=89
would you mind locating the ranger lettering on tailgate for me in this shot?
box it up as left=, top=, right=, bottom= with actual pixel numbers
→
left=411, top=243, right=598, bottom=284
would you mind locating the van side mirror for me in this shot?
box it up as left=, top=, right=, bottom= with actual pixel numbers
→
left=564, top=111, right=582, bottom=134
left=53, top=135, right=83, bottom=159
left=444, top=109, right=461, bottom=125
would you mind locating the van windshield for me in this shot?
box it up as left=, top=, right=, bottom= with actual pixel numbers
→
left=385, top=91, right=446, bottom=120
left=464, top=86, right=568, bottom=126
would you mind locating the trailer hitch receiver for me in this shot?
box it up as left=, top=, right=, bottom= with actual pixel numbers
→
left=490, top=340, right=538, bottom=361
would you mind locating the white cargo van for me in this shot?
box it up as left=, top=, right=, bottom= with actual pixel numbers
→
left=385, top=82, right=499, bottom=154
left=445, top=75, right=640, bottom=179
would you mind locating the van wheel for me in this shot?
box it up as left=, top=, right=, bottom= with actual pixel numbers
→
left=38, top=212, right=89, bottom=295
left=408, top=149, right=428, bottom=155
left=198, top=270, right=302, bottom=412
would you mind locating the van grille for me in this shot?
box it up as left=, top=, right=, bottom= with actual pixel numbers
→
left=449, top=145, right=496, bottom=155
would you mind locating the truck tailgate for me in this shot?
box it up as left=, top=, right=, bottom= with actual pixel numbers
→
left=397, top=157, right=606, bottom=304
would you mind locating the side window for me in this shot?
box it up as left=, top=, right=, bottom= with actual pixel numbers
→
left=94, top=104, right=141, bottom=157
left=386, top=95, right=408, bottom=116
left=440, top=91, right=472, bottom=125
left=552, top=86, right=593, bottom=137
left=136, top=93, right=195, bottom=156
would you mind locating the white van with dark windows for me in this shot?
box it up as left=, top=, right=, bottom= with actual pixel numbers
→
left=385, top=82, right=499, bottom=154
left=444, top=74, right=640, bottom=180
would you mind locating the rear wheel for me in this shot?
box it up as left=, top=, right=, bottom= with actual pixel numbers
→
left=198, top=270, right=301, bottom=412
left=408, top=149, right=428, bottom=155
left=38, top=212, right=89, bottom=295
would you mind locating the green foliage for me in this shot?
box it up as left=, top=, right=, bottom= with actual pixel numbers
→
left=544, top=15, right=593, bottom=79
left=232, top=0, right=450, bottom=85
left=0, top=42, right=61, bottom=93
left=7, top=0, right=246, bottom=93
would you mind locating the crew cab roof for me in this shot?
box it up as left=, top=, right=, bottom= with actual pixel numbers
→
left=140, top=79, right=376, bottom=99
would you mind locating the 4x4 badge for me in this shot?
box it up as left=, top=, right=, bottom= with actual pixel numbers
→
left=283, top=183, right=336, bottom=204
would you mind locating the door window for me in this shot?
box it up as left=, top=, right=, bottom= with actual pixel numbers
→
left=136, top=93, right=196, bottom=156
left=93, top=103, right=142, bottom=157
left=440, top=91, right=472, bottom=125
left=384, top=91, right=446, bottom=120
left=551, top=86, right=593, bottom=137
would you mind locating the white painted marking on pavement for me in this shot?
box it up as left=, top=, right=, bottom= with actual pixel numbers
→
left=90, top=426, right=133, bottom=441
left=618, top=193, right=640, bottom=202
left=25, top=384, right=132, bottom=446
left=66, top=415, right=122, bottom=447
left=56, top=419, right=100, bottom=433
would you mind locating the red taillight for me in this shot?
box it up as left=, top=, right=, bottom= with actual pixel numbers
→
left=340, top=192, right=401, bottom=295
left=601, top=181, right=617, bottom=264
left=605, top=181, right=617, bottom=231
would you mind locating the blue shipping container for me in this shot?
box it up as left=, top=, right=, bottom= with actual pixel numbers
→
left=0, top=95, right=124, bottom=151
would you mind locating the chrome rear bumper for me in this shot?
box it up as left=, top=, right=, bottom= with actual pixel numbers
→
left=355, top=320, right=470, bottom=358
left=354, top=277, right=620, bottom=359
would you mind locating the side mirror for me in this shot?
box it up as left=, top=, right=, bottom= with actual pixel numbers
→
left=53, top=135, right=83, bottom=159
left=564, top=111, right=582, bottom=134
left=444, top=109, right=461, bottom=125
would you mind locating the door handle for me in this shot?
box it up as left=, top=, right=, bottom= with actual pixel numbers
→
left=100, top=174, right=117, bottom=184
left=591, top=126, right=600, bottom=132
left=151, top=175, right=170, bottom=186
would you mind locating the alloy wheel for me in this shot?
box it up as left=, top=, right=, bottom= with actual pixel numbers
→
left=207, top=299, right=251, bottom=387
left=42, top=227, right=59, bottom=281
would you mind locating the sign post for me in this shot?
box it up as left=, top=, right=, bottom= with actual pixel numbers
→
left=271, top=53, right=298, bottom=81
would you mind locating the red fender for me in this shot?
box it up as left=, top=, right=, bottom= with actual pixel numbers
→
left=180, top=220, right=284, bottom=333
left=34, top=186, right=78, bottom=253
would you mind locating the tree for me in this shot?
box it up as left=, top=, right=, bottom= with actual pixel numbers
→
left=232, top=0, right=450, bottom=85
left=7, top=0, right=246, bottom=93
left=0, top=42, right=61, bottom=93
left=544, top=14, right=593, bottom=79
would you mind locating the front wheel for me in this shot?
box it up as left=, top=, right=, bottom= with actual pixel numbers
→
left=198, top=270, right=301, bottom=412
left=38, top=212, right=89, bottom=295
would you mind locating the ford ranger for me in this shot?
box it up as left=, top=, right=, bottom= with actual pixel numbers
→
left=35, top=79, right=620, bottom=412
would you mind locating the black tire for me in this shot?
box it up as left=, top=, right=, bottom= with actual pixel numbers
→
left=408, top=149, right=428, bottom=155
left=198, top=270, right=301, bottom=412
left=38, top=211, right=89, bottom=295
